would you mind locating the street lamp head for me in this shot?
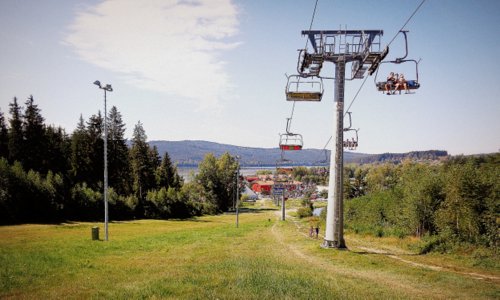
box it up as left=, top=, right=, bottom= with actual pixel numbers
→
left=104, top=84, right=113, bottom=92
left=93, top=80, right=101, bottom=88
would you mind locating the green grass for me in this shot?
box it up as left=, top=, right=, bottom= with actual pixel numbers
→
left=1, top=208, right=499, bottom=299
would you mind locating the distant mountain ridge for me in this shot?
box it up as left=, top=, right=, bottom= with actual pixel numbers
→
left=147, top=140, right=448, bottom=166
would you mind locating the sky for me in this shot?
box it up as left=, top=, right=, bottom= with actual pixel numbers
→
left=0, top=0, right=499, bottom=156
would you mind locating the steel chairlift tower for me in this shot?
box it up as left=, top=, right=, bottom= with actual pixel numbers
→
left=297, top=29, right=387, bottom=248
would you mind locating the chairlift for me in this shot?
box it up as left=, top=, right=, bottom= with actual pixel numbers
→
left=279, top=117, right=303, bottom=150
left=374, top=31, right=421, bottom=94
left=343, top=129, right=359, bottom=150
left=315, top=148, right=329, bottom=164
left=279, top=133, right=303, bottom=150
left=343, top=112, right=359, bottom=150
left=297, top=49, right=323, bottom=77
left=276, top=153, right=292, bottom=164
left=285, top=74, right=324, bottom=102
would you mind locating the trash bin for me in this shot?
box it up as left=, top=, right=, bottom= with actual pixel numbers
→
left=92, top=226, right=99, bottom=240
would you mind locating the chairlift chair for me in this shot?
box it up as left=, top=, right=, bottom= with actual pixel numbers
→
left=374, top=60, right=420, bottom=93
left=285, top=74, right=324, bottom=102
left=276, top=155, right=292, bottom=165
left=297, top=49, right=323, bottom=77
left=343, top=129, right=359, bottom=150
left=374, top=31, right=421, bottom=94
left=343, top=112, right=359, bottom=150
left=314, top=148, right=329, bottom=164
left=279, top=133, right=303, bottom=150
left=279, top=117, right=303, bottom=150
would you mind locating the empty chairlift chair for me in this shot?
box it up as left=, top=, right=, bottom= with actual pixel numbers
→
left=286, top=75, right=324, bottom=102
left=279, top=133, right=303, bottom=150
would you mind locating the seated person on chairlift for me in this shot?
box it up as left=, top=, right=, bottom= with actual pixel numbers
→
left=385, top=72, right=396, bottom=95
left=395, top=73, right=410, bottom=94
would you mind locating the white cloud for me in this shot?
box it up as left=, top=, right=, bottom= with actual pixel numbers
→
left=64, top=0, right=240, bottom=109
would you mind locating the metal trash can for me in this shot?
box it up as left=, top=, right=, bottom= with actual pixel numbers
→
left=92, top=226, right=99, bottom=240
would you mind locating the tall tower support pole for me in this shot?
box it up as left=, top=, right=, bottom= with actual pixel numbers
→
left=323, top=59, right=346, bottom=249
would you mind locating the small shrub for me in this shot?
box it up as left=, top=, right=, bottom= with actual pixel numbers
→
left=417, top=234, right=448, bottom=254
left=393, top=228, right=407, bottom=239
left=374, top=227, right=384, bottom=237
left=296, top=207, right=313, bottom=219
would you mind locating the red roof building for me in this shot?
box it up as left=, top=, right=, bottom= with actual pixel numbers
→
left=251, top=181, right=274, bottom=194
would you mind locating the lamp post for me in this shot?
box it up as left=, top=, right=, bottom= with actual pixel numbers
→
left=235, top=155, right=240, bottom=228
left=93, top=80, right=113, bottom=241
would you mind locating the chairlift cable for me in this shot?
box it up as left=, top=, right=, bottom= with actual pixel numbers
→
left=304, top=0, right=320, bottom=51
left=344, top=74, right=369, bottom=117
left=281, top=0, right=320, bottom=159
left=344, top=0, right=426, bottom=114
left=300, top=0, right=425, bottom=164
left=313, top=135, right=332, bottom=164
left=386, top=0, right=426, bottom=47
left=290, top=100, right=296, bottom=121
left=287, top=100, right=297, bottom=133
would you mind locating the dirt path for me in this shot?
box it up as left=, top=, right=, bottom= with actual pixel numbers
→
left=274, top=210, right=500, bottom=283
left=270, top=221, right=436, bottom=297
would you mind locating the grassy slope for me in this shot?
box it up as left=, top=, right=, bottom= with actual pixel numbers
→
left=0, top=207, right=498, bottom=299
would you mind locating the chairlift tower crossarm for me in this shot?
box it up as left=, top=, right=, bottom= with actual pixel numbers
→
left=297, top=29, right=385, bottom=249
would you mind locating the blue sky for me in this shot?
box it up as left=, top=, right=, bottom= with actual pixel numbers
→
left=0, top=0, right=499, bottom=155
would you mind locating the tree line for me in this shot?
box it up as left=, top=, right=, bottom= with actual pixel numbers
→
left=0, top=96, right=240, bottom=224
left=340, top=156, right=499, bottom=252
left=288, top=155, right=498, bottom=251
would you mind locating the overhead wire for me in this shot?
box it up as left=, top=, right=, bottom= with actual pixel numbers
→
left=317, top=0, right=427, bottom=156
left=286, top=100, right=296, bottom=133
left=281, top=0, right=320, bottom=162
left=387, top=0, right=427, bottom=47
left=304, top=0, right=320, bottom=51
left=343, top=0, right=426, bottom=116
left=344, top=0, right=426, bottom=115
left=286, top=0, right=320, bottom=132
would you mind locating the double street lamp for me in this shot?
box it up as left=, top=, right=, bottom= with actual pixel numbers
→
left=93, top=80, right=113, bottom=241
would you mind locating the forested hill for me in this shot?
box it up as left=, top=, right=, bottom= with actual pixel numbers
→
left=352, top=150, right=449, bottom=164
left=147, top=140, right=448, bottom=166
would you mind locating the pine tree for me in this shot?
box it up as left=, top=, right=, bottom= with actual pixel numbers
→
left=149, top=145, right=161, bottom=188
left=23, top=95, right=47, bottom=173
left=157, top=152, right=182, bottom=189
left=45, top=125, right=71, bottom=175
left=71, top=115, right=92, bottom=184
left=107, top=106, right=131, bottom=195
left=0, top=109, right=8, bottom=159
left=86, top=112, right=104, bottom=188
left=129, top=121, right=156, bottom=215
left=8, top=97, right=24, bottom=164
